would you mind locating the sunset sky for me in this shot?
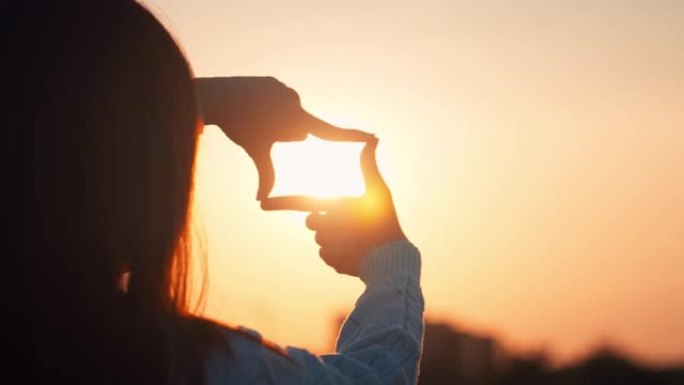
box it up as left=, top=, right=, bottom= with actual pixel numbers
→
left=145, top=0, right=683, bottom=365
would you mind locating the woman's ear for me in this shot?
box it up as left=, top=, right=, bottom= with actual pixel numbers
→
left=117, top=262, right=132, bottom=293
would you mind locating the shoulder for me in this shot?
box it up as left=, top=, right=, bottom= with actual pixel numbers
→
left=217, top=323, right=294, bottom=364
left=191, top=319, right=309, bottom=384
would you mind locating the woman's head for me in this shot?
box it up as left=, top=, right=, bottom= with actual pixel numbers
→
left=33, top=0, right=197, bottom=308
left=9, top=0, right=201, bottom=379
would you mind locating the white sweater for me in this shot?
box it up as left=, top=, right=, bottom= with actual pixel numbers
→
left=200, top=240, right=424, bottom=384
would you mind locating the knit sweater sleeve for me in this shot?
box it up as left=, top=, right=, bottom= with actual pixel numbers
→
left=206, top=240, right=424, bottom=385
left=323, top=239, right=424, bottom=384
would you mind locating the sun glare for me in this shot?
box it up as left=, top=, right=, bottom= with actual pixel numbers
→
left=270, top=135, right=366, bottom=198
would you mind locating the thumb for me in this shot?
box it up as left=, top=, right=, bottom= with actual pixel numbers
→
left=248, top=143, right=275, bottom=201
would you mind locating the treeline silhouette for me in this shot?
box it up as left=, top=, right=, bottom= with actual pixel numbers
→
left=330, top=316, right=683, bottom=384
left=418, top=321, right=684, bottom=385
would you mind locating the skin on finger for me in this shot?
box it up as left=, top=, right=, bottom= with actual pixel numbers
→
left=255, top=158, right=275, bottom=200
left=247, top=143, right=276, bottom=201
left=261, top=196, right=351, bottom=212
left=305, top=212, right=325, bottom=230
left=304, top=112, right=375, bottom=143
left=306, top=208, right=356, bottom=230
left=359, top=138, right=389, bottom=195
left=261, top=196, right=329, bottom=211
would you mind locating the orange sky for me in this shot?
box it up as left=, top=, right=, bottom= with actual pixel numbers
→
left=145, top=0, right=683, bottom=365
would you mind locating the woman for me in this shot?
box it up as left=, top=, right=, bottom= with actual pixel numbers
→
left=7, top=1, right=423, bottom=384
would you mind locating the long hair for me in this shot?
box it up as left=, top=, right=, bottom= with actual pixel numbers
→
left=5, top=1, right=214, bottom=383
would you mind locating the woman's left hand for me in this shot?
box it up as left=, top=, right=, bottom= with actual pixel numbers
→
left=263, top=138, right=407, bottom=277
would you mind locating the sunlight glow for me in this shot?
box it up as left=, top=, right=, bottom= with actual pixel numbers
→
left=270, top=135, right=366, bottom=198
left=156, top=0, right=684, bottom=364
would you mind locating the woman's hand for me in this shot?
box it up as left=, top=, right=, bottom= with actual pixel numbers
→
left=194, top=77, right=373, bottom=200
left=264, top=139, right=406, bottom=277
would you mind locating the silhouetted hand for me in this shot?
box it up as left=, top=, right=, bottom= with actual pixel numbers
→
left=195, top=77, right=374, bottom=200
left=263, top=139, right=406, bottom=277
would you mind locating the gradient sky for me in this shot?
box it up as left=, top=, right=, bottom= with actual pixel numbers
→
left=144, top=0, right=683, bottom=365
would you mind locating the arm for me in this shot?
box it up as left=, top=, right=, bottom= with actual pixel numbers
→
left=263, top=139, right=424, bottom=384
left=296, top=240, right=424, bottom=384
left=331, top=240, right=423, bottom=382
left=206, top=240, right=423, bottom=385
left=216, top=241, right=423, bottom=385
left=196, top=80, right=423, bottom=383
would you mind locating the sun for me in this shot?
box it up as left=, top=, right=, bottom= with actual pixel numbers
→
left=269, top=134, right=366, bottom=198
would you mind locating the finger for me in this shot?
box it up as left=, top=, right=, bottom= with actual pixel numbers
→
left=360, top=138, right=389, bottom=194
left=303, top=111, right=375, bottom=142
left=251, top=145, right=275, bottom=201
left=261, top=196, right=344, bottom=212
left=315, top=230, right=357, bottom=247
left=305, top=212, right=325, bottom=230
left=306, top=209, right=356, bottom=230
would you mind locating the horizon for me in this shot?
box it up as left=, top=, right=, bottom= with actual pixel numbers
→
left=145, top=0, right=684, bottom=366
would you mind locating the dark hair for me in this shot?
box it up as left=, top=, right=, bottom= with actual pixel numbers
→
left=6, top=1, right=217, bottom=383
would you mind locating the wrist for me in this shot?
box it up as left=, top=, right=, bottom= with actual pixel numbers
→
left=359, top=240, right=421, bottom=285
left=193, top=77, right=238, bottom=126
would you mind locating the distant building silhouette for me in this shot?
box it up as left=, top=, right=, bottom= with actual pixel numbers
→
left=330, top=314, right=684, bottom=385
left=419, top=322, right=499, bottom=385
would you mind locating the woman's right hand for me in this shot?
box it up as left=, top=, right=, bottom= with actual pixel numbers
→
left=194, top=77, right=373, bottom=201
left=264, top=138, right=407, bottom=277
